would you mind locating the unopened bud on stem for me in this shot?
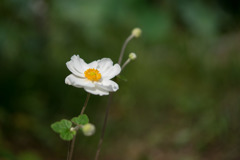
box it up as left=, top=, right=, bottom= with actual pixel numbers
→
left=129, top=52, right=137, bottom=60
left=70, top=127, right=75, bottom=132
left=131, top=28, right=142, bottom=38
left=82, top=123, right=95, bottom=136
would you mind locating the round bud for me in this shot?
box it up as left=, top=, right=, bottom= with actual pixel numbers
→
left=129, top=52, right=137, bottom=60
left=82, top=123, right=95, bottom=136
left=131, top=28, right=142, bottom=38
left=70, top=127, right=75, bottom=132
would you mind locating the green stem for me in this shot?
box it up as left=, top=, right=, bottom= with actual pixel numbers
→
left=94, top=93, right=113, bottom=160
left=80, top=93, right=91, bottom=115
left=118, top=34, right=134, bottom=65
left=121, top=58, right=131, bottom=71
left=67, top=93, right=91, bottom=160
left=95, top=33, right=134, bottom=160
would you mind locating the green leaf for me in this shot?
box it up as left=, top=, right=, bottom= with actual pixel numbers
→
left=60, top=130, right=76, bottom=141
left=71, top=114, right=89, bottom=125
left=117, top=75, right=128, bottom=82
left=51, top=119, right=76, bottom=141
left=51, top=119, right=72, bottom=133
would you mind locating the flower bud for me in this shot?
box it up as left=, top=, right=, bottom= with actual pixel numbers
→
left=131, top=28, right=142, bottom=38
left=129, top=52, right=137, bottom=60
left=82, top=123, right=95, bottom=136
left=70, top=127, right=75, bottom=132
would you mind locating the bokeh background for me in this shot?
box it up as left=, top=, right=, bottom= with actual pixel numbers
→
left=1, top=0, right=240, bottom=160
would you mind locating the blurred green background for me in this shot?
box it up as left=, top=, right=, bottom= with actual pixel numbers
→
left=1, top=0, right=240, bottom=160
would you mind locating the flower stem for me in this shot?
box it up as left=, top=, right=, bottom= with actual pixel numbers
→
left=118, top=34, right=134, bottom=65
left=67, top=93, right=91, bottom=160
left=95, top=33, right=134, bottom=160
left=80, top=93, right=91, bottom=115
left=121, top=58, right=131, bottom=71
left=94, top=93, right=113, bottom=160
left=67, top=135, right=76, bottom=160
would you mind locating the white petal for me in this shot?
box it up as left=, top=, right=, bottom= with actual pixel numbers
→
left=84, top=86, right=109, bottom=96
left=101, top=64, right=121, bottom=80
left=65, top=74, right=94, bottom=88
left=97, top=58, right=113, bottom=73
left=96, top=80, right=119, bottom=92
left=66, top=55, right=89, bottom=77
left=88, top=60, right=98, bottom=69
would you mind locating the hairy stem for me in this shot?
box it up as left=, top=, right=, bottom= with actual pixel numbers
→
left=95, top=33, right=134, bottom=160
left=118, top=34, right=134, bottom=65
left=80, top=93, right=91, bottom=115
left=67, top=136, right=76, bottom=160
left=121, top=58, right=131, bottom=71
left=94, top=93, right=113, bottom=160
left=67, top=93, right=91, bottom=160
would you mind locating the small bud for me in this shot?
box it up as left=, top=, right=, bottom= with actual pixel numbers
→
left=82, top=123, right=95, bottom=136
left=131, top=28, right=142, bottom=38
left=129, top=52, right=137, bottom=60
left=70, top=127, right=75, bottom=132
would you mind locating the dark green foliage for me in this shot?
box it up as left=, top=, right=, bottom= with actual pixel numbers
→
left=51, top=119, right=76, bottom=141
left=71, top=114, right=89, bottom=125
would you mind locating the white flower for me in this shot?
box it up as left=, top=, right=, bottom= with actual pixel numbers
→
left=65, top=55, right=121, bottom=96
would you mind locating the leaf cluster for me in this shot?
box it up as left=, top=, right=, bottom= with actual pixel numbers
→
left=51, top=114, right=89, bottom=141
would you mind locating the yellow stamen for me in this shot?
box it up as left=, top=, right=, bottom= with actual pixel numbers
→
left=84, top=68, right=101, bottom=81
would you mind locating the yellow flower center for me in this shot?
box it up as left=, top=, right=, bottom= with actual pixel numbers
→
left=84, top=68, right=101, bottom=81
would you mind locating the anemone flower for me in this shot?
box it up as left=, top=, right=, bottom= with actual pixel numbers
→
left=65, top=55, right=121, bottom=96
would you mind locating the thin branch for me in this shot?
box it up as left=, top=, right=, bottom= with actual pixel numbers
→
left=67, top=93, right=91, bottom=160
left=81, top=93, right=91, bottom=115
left=95, top=33, right=134, bottom=160
left=118, top=34, right=134, bottom=65
left=121, top=58, right=131, bottom=71
left=67, top=135, right=76, bottom=160
left=94, top=93, right=113, bottom=160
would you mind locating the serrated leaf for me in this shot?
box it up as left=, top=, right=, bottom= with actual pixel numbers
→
left=117, top=75, right=128, bottom=82
left=51, top=119, right=72, bottom=133
left=51, top=119, right=76, bottom=141
left=60, top=130, right=76, bottom=141
left=71, top=114, right=89, bottom=125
